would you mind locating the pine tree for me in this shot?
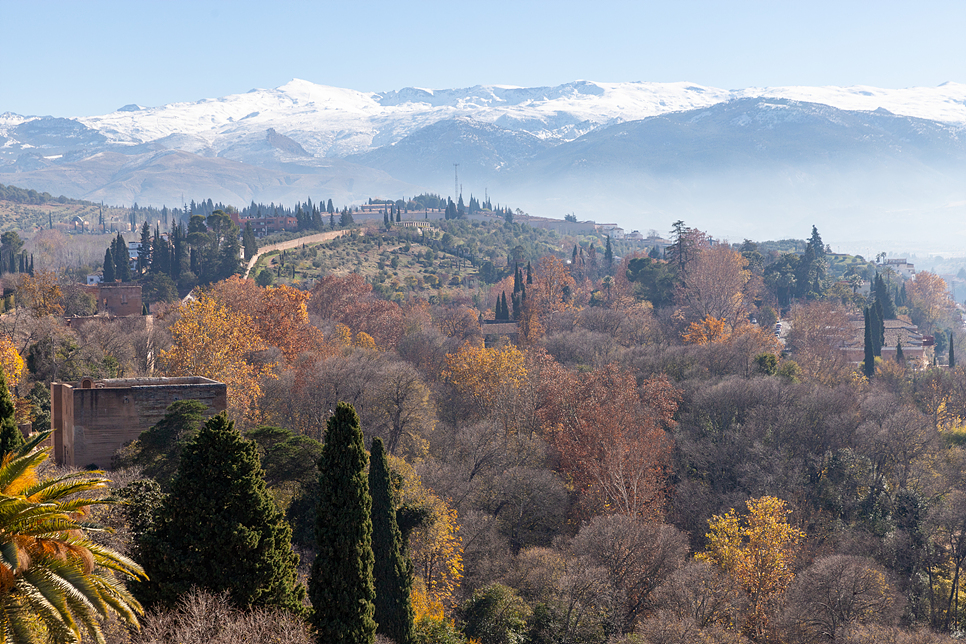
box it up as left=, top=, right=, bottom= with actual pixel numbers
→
left=864, top=307, right=875, bottom=378
left=369, top=438, right=414, bottom=644
left=950, top=331, right=956, bottom=368
left=311, top=403, right=376, bottom=644
left=0, top=366, right=23, bottom=456
left=103, top=247, right=116, bottom=283
left=137, top=412, right=304, bottom=613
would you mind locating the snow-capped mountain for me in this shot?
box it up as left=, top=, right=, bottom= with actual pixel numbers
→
left=3, top=79, right=965, bottom=162
left=1, top=79, right=965, bottom=248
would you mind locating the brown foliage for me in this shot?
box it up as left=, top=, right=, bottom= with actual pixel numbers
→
left=539, top=363, right=678, bottom=519
left=128, top=588, right=311, bottom=644
left=780, top=555, right=902, bottom=643
left=308, top=273, right=405, bottom=348
left=677, top=245, right=755, bottom=328
left=786, top=301, right=858, bottom=386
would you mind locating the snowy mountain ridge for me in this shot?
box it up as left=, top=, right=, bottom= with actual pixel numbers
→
left=3, top=79, right=965, bottom=161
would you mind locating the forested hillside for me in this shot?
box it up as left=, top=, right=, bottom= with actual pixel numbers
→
left=0, top=217, right=964, bottom=643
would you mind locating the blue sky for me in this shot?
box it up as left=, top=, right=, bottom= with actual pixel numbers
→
left=2, top=0, right=964, bottom=117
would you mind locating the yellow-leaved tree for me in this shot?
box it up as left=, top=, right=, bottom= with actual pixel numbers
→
left=389, top=455, right=464, bottom=613
left=159, top=293, right=274, bottom=419
left=0, top=335, right=25, bottom=388
left=443, top=342, right=528, bottom=420
left=697, top=496, right=804, bottom=641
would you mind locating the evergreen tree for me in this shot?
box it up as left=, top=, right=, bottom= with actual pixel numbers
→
left=396, top=210, right=401, bottom=223
left=864, top=307, right=875, bottom=378
left=330, top=213, right=336, bottom=229
left=874, top=299, right=885, bottom=354
left=137, top=412, right=304, bottom=613
left=604, top=235, right=614, bottom=268
left=103, top=247, right=116, bottom=283
left=896, top=338, right=905, bottom=363
left=138, top=221, right=151, bottom=274
left=369, top=437, right=415, bottom=644
left=526, top=261, right=533, bottom=285
left=874, top=273, right=897, bottom=319
left=242, top=222, right=258, bottom=261
left=341, top=209, right=354, bottom=227
left=869, top=302, right=882, bottom=357
left=327, top=199, right=335, bottom=215
left=114, top=233, right=132, bottom=282
left=950, top=331, right=956, bottom=368
left=384, top=211, right=390, bottom=228
left=0, top=366, right=23, bottom=456
left=311, top=403, right=376, bottom=644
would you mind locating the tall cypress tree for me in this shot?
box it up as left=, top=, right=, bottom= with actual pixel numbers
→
left=950, top=331, right=956, bottom=368
left=0, top=366, right=23, bottom=456
left=869, top=302, right=882, bottom=357
left=311, top=403, right=376, bottom=644
left=604, top=235, right=614, bottom=268
left=863, top=307, right=875, bottom=378
left=896, top=338, right=905, bottom=364
left=369, top=438, right=414, bottom=644
left=874, top=299, right=885, bottom=351
left=137, top=412, right=304, bottom=613
left=103, top=247, right=116, bottom=283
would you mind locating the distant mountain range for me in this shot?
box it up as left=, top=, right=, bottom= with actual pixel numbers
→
left=1, top=79, right=964, bottom=249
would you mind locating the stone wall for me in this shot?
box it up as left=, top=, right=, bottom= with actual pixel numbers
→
left=51, top=377, right=227, bottom=468
left=98, top=284, right=142, bottom=316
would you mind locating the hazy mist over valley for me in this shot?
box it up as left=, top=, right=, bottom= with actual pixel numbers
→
left=2, top=78, right=964, bottom=255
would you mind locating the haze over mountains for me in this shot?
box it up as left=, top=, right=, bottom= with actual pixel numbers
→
left=1, top=79, right=964, bottom=251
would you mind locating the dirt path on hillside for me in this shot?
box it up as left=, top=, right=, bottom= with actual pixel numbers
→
left=244, top=230, right=348, bottom=277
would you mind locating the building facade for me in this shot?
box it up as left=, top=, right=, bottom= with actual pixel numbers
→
left=51, top=376, right=227, bottom=468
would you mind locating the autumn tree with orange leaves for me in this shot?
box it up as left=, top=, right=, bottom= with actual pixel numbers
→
left=208, top=276, right=328, bottom=362
left=159, top=292, right=274, bottom=419
left=310, top=274, right=405, bottom=348
left=539, top=363, right=679, bottom=519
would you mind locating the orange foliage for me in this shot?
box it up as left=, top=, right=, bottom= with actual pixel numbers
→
left=539, top=363, right=679, bottom=519
left=16, top=272, right=63, bottom=317
left=209, top=276, right=327, bottom=362
left=443, top=343, right=528, bottom=417
left=159, top=293, right=274, bottom=419
left=682, top=316, right=730, bottom=345
left=309, top=274, right=405, bottom=349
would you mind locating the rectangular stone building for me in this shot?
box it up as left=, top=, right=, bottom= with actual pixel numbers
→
left=51, top=376, right=227, bottom=469
left=97, top=284, right=143, bottom=316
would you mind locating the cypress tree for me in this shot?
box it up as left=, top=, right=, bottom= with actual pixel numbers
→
left=526, top=261, right=533, bottom=285
left=311, top=403, right=376, bottom=644
left=501, top=292, right=509, bottom=321
left=604, top=235, right=614, bottom=268
left=369, top=438, right=414, bottom=644
left=863, top=307, right=875, bottom=378
left=103, top=248, right=116, bottom=283
left=950, top=331, right=956, bottom=368
left=875, top=299, right=885, bottom=351
left=137, top=412, right=304, bottom=613
left=896, top=338, right=905, bottom=363
left=0, top=366, right=23, bottom=456
left=869, top=302, right=882, bottom=357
